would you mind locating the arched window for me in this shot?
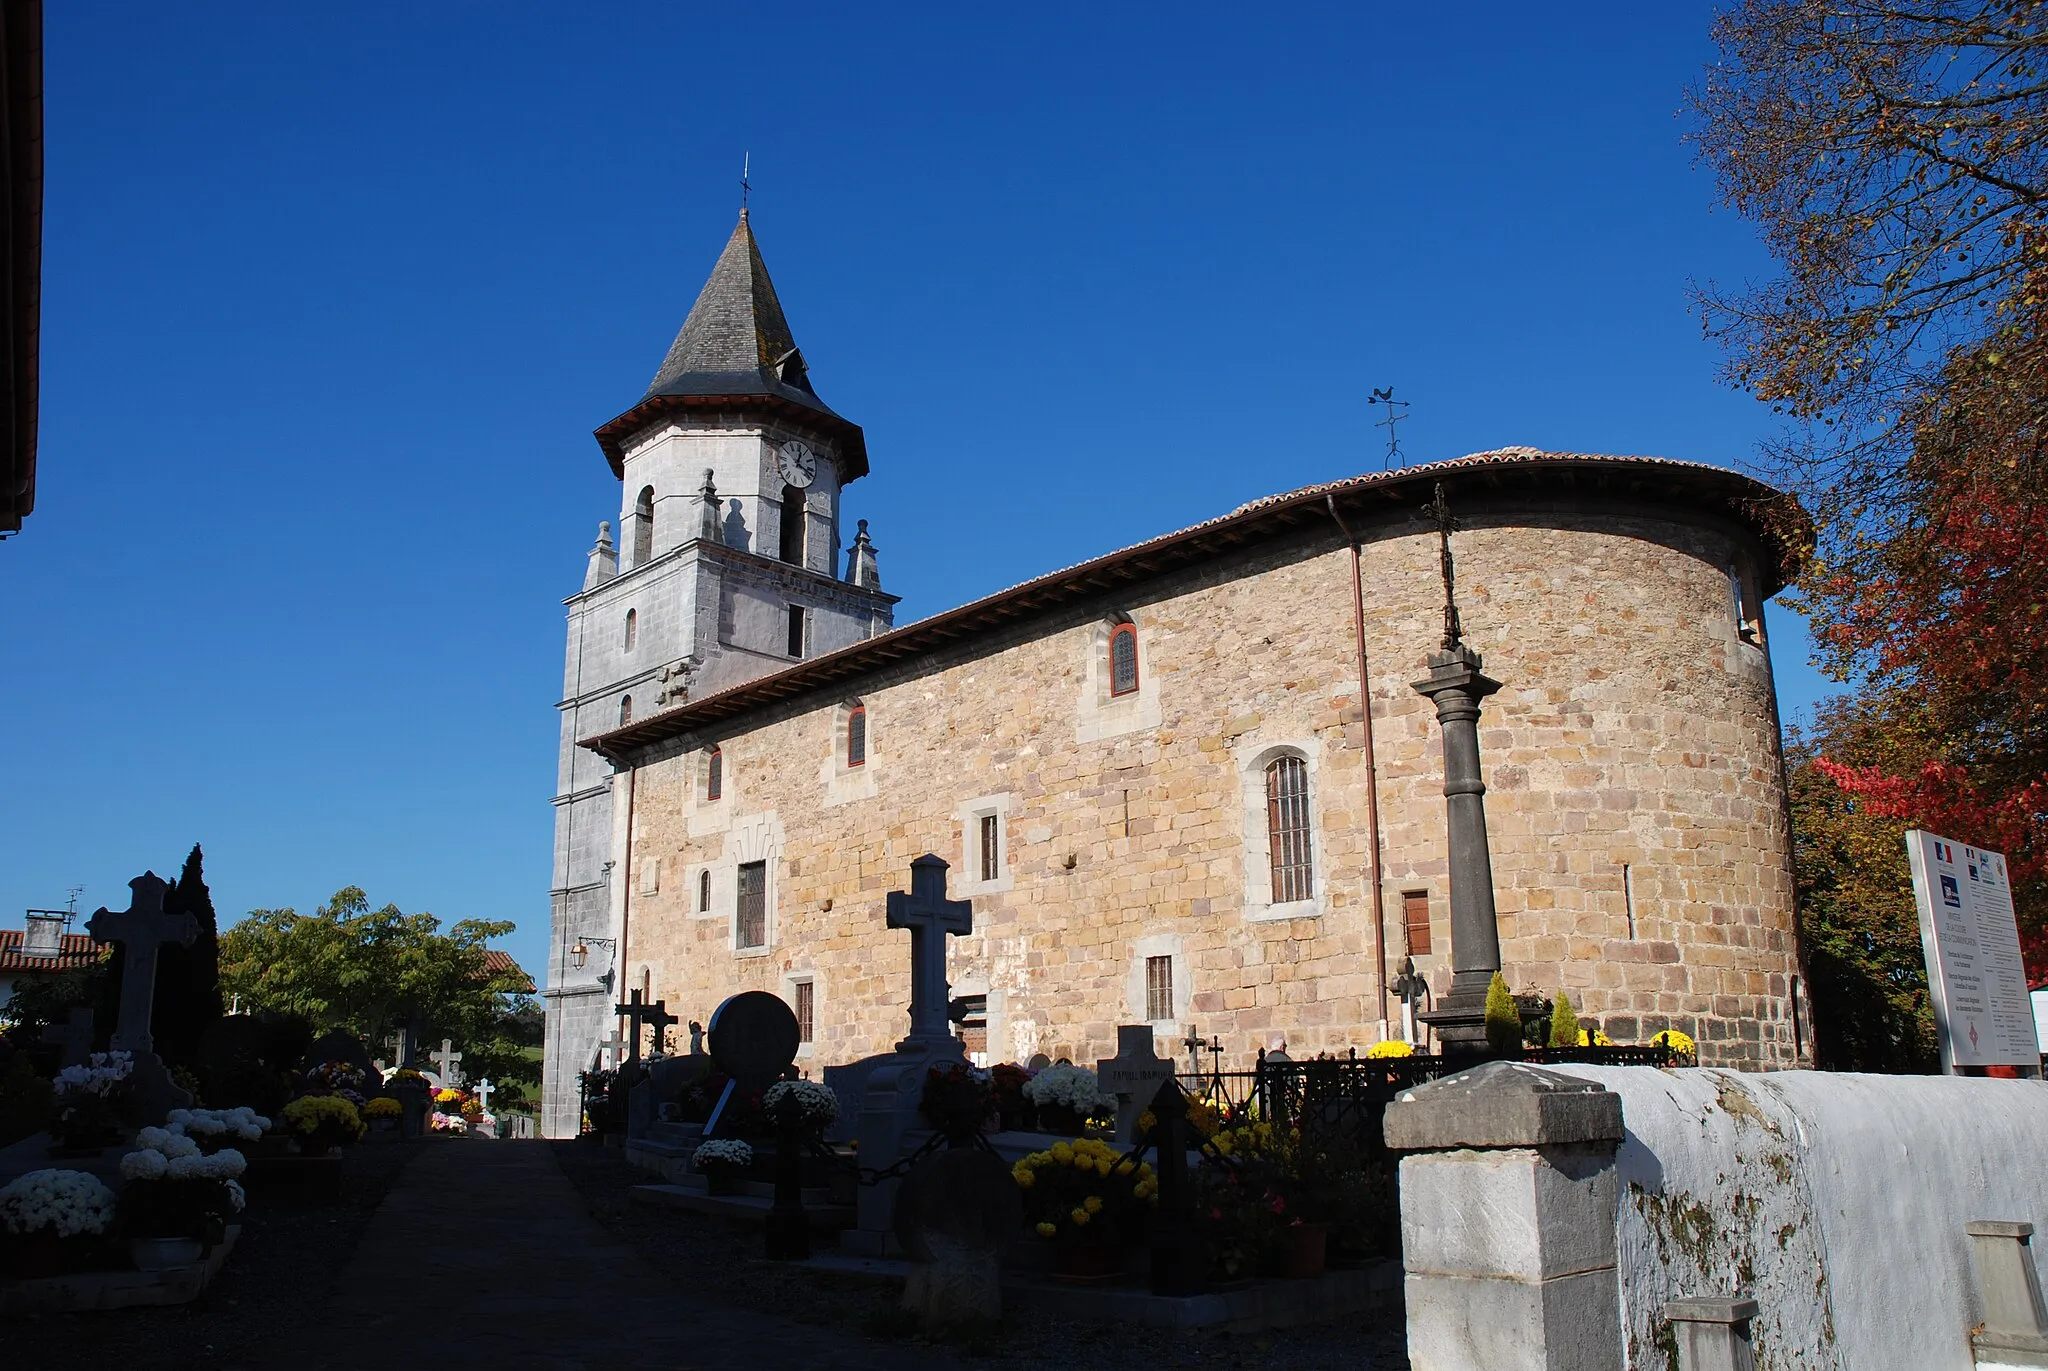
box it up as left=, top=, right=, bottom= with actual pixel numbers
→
left=706, top=746, right=723, bottom=801
left=618, top=695, right=633, bottom=726
left=631, top=486, right=654, bottom=566
left=779, top=484, right=806, bottom=565
left=1265, top=755, right=1314, bottom=903
left=846, top=706, right=867, bottom=768
left=623, top=608, right=637, bottom=651
left=1109, top=622, right=1139, bottom=696
left=699, top=868, right=712, bottom=912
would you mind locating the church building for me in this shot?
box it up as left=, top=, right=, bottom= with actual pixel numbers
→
left=540, top=213, right=1809, bottom=1137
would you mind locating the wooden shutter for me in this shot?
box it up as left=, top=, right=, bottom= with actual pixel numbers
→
left=1403, top=891, right=1432, bottom=957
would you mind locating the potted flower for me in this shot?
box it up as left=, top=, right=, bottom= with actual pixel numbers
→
left=692, top=1138, right=754, bottom=1195
left=1201, top=1120, right=1335, bottom=1278
left=919, top=1063, right=992, bottom=1141
left=280, top=1094, right=366, bottom=1153
left=50, top=1051, right=134, bottom=1153
left=990, top=1063, right=1036, bottom=1132
left=1021, top=1064, right=1113, bottom=1136
left=1013, top=1137, right=1157, bottom=1280
left=363, top=1097, right=402, bottom=1132
left=762, top=1079, right=839, bottom=1138
left=429, top=1110, right=468, bottom=1134
left=1650, top=1028, right=1699, bottom=1066
left=166, top=1106, right=271, bottom=1153
left=0, top=1167, right=117, bottom=1277
left=119, top=1132, right=246, bottom=1269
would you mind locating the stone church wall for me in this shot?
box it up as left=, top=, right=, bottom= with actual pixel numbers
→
left=613, top=500, right=1800, bottom=1071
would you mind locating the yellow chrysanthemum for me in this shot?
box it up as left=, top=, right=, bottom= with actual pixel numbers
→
left=1084, top=1195, right=1104, bottom=1213
left=1070, top=1208, right=1090, bottom=1226
left=1036, top=1221, right=1057, bottom=1237
left=1050, top=1142, right=1073, bottom=1163
left=1015, top=1169, right=1034, bottom=1188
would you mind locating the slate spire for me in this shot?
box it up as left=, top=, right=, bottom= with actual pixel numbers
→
left=644, top=212, right=818, bottom=403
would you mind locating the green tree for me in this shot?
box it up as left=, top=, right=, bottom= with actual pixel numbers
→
left=219, top=888, right=537, bottom=1099
left=1548, top=993, right=1582, bottom=1049
left=152, top=845, right=224, bottom=1070
left=1484, top=973, right=1521, bottom=1056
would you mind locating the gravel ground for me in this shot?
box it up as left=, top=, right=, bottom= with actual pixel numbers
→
left=0, top=1137, right=416, bottom=1371
left=550, top=1141, right=1410, bottom=1371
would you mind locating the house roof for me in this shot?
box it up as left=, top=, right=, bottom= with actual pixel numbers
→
left=483, top=948, right=534, bottom=994
left=584, top=447, right=1808, bottom=760
left=592, top=212, right=868, bottom=481
left=0, top=928, right=101, bottom=975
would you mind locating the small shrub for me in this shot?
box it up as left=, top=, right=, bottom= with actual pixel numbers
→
left=1549, top=993, right=1581, bottom=1049
left=1484, top=973, right=1521, bottom=1055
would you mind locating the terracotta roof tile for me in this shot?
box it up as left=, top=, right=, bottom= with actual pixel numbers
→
left=0, top=929, right=104, bottom=975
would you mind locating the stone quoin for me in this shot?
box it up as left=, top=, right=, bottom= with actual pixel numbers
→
left=539, top=211, right=1809, bottom=1135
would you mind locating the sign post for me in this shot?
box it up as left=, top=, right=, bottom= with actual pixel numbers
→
left=1906, top=830, right=2040, bottom=1076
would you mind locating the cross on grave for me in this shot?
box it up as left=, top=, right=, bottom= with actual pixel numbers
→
left=1181, top=1027, right=1207, bottom=1076
left=642, top=1000, right=678, bottom=1057
left=614, top=989, right=670, bottom=1064
left=1098, top=1024, right=1177, bottom=1144
left=886, top=854, right=973, bottom=1050
left=597, top=1033, right=625, bottom=1071
left=430, top=1038, right=463, bottom=1085
left=87, top=872, right=195, bottom=1054
left=472, top=1078, right=494, bottom=1113
left=42, top=1005, right=94, bottom=1068
left=383, top=1023, right=416, bottom=1071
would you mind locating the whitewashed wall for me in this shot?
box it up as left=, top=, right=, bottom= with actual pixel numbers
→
left=1553, top=1066, right=2048, bottom=1371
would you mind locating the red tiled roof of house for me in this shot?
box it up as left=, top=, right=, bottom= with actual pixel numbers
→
left=0, top=929, right=104, bottom=975
left=483, top=948, right=534, bottom=993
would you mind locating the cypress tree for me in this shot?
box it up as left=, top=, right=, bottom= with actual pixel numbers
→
left=1548, top=992, right=1581, bottom=1049
left=153, top=845, right=225, bottom=1068
left=1484, top=972, right=1521, bottom=1056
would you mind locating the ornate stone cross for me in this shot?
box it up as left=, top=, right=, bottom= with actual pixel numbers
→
left=86, top=872, right=195, bottom=1054
left=430, top=1037, right=463, bottom=1084
left=886, top=854, right=973, bottom=1050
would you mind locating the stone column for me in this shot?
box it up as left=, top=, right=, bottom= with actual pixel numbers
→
left=1664, top=1297, right=1759, bottom=1371
left=1384, top=1061, right=1625, bottom=1371
left=1967, top=1220, right=2048, bottom=1367
left=1411, top=642, right=1505, bottom=1054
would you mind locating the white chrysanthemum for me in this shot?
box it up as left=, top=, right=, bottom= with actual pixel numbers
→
left=223, top=1179, right=246, bottom=1213
left=165, top=1152, right=204, bottom=1179
left=120, top=1148, right=169, bottom=1181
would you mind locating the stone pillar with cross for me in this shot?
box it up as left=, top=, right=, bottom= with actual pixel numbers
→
left=85, top=872, right=197, bottom=1122
left=846, top=854, right=975, bottom=1257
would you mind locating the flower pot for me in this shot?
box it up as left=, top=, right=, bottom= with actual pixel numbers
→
left=1281, top=1222, right=1329, bottom=1279
left=1049, top=1241, right=1126, bottom=1283
left=130, top=1236, right=204, bottom=1271
left=1035, top=1105, right=1089, bottom=1137
left=704, top=1171, right=741, bottom=1196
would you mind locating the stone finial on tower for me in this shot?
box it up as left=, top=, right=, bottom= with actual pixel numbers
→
left=584, top=521, right=618, bottom=590
left=846, top=519, right=882, bottom=590
left=697, top=469, right=723, bottom=546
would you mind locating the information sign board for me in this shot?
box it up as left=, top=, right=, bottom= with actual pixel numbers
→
left=1907, top=830, right=2039, bottom=1071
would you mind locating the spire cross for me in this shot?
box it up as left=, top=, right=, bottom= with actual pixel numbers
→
left=740, top=151, right=751, bottom=215
left=1368, top=387, right=1410, bottom=470
left=1429, top=482, right=1464, bottom=651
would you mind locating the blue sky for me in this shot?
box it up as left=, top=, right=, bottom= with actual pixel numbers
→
left=2, top=3, right=1835, bottom=983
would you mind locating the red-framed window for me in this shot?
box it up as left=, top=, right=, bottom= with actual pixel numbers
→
left=1109, top=622, right=1139, bottom=696
left=847, top=706, right=867, bottom=768
left=706, top=746, right=723, bottom=801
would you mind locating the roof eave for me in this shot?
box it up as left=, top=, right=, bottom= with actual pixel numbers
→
left=593, top=392, right=870, bottom=482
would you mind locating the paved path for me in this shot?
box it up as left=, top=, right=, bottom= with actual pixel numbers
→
left=305, top=1141, right=948, bottom=1371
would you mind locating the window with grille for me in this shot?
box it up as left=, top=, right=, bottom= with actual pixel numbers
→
left=706, top=747, right=722, bottom=801
left=1110, top=622, right=1139, bottom=696
left=736, top=861, right=767, bottom=950
left=618, top=696, right=633, bottom=727
left=1403, top=890, right=1432, bottom=957
left=847, top=707, right=867, bottom=767
left=1265, top=755, right=1314, bottom=904
left=1145, top=955, right=1174, bottom=1021
left=979, top=812, right=1000, bottom=882
left=793, top=980, right=814, bottom=1044
left=787, top=604, right=806, bottom=658
left=699, top=868, right=712, bottom=912
left=623, top=608, right=637, bottom=651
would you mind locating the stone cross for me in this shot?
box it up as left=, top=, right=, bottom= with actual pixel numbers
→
left=1098, top=1025, right=1176, bottom=1144
left=86, top=872, right=195, bottom=1054
left=472, top=1078, right=494, bottom=1113
left=597, top=1033, right=625, bottom=1070
left=42, top=1005, right=95, bottom=1068
left=430, top=1038, right=463, bottom=1084
left=886, top=854, right=973, bottom=1050
left=383, top=1024, right=414, bottom=1070
left=642, top=1000, right=678, bottom=1056
left=614, top=989, right=667, bottom=1064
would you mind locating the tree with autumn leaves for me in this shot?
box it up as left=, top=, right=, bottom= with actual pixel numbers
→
left=1694, top=1, right=2048, bottom=1064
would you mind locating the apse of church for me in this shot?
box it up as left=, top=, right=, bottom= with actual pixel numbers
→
left=542, top=211, right=1807, bottom=1138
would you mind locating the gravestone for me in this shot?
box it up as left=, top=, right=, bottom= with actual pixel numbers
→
left=41, top=1006, right=94, bottom=1069
left=301, top=1029, right=374, bottom=1078
left=196, top=1014, right=282, bottom=1113
left=703, top=991, right=800, bottom=1137
left=430, top=1038, right=463, bottom=1085
left=630, top=1053, right=709, bottom=1141
left=1097, top=1024, right=1175, bottom=1144
left=473, top=1078, right=494, bottom=1113
left=1026, top=1053, right=1051, bottom=1071
left=846, top=855, right=975, bottom=1256
left=86, top=872, right=196, bottom=1122
left=895, top=1148, right=1022, bottom=1326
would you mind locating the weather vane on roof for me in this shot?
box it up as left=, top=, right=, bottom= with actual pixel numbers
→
left=740, top=151, right=751, bottom=215
left=1368, top=387, right=1409, bottom=470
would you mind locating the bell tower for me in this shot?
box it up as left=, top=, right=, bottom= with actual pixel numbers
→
left=540, top=212, right=899, bottom=1137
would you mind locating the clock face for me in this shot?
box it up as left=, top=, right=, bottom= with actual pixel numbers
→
left=777, top=440, right=817, bottom=489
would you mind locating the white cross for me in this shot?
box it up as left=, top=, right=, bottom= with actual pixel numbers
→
left=86, top=873, right=196, bottom=1054
left=598, top=1033, right=625, bottom=1070
left=472, top=1078, right=494, bottom=1112
left=430, top=1038, right=462, bottom=1084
